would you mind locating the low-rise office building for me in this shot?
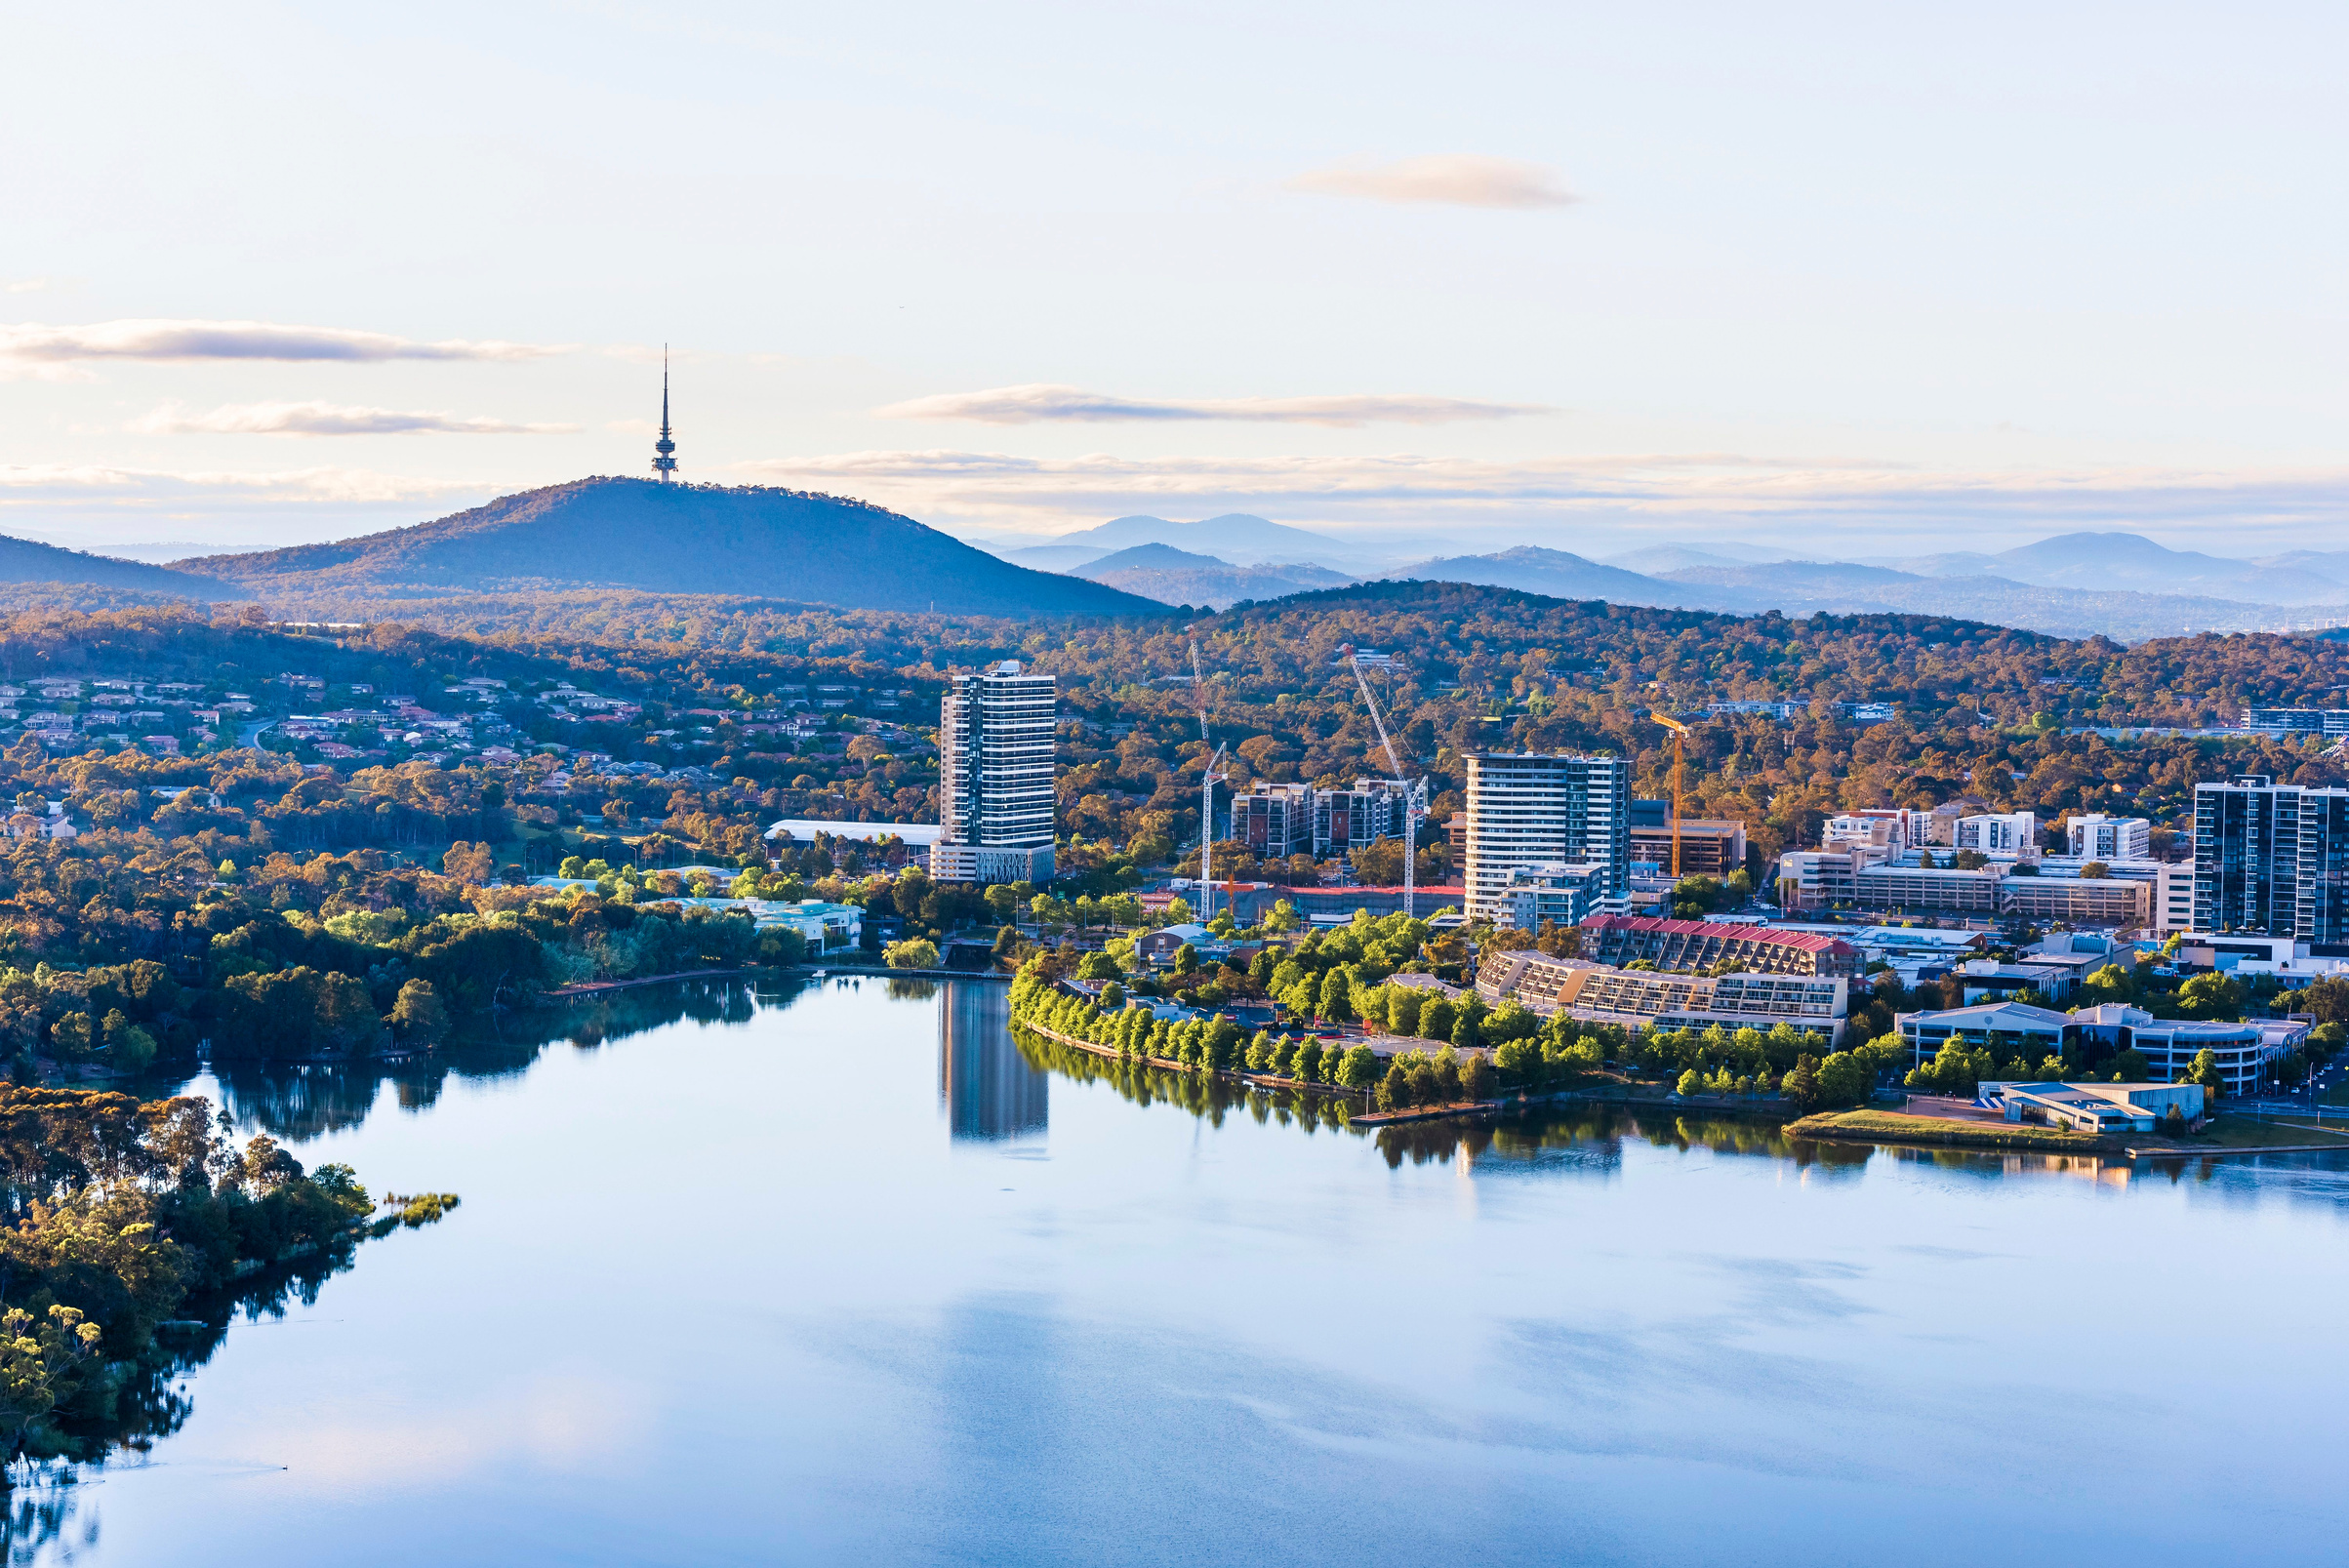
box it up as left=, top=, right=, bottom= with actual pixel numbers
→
left=1897, top=1000, right=2071, bottom=1065
left=1979, top=1080, right=2205, bottom=1134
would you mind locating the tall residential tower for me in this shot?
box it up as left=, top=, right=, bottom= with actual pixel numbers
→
left=931, top=661, right=1056, bottom=884
left=1464, top=752, right=1633, bottom=924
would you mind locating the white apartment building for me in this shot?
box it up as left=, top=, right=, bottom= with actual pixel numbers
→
left=1822, top=813, right=1904, bottom=863
left=931, top=661, right=1056, bottom=884
left=2066, top=813, right=2152, bottom=862
left=1464, top=752, right=1632, bottom=923
left=1955, top=811, right=2041, bottom=862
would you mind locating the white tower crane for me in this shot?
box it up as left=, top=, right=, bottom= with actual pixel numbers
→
left=1342, top=645, right=1428, bottom=919
left=1190, top=641, right=1228, bottom=925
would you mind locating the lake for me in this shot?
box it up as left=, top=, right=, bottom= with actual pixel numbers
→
left=19, top=975, right=2349, bottom=1565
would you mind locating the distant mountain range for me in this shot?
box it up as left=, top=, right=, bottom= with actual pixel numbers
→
left=1071, top=543, right=1356, bottom=609
left=969, top=516, right=2344, bottom=639
left=173, top=478, right=1166, bottom=618
left=0, top=535, right=244, bottom=599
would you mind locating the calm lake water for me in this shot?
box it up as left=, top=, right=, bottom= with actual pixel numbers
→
left=20, top=976, right=2349, bottom=1566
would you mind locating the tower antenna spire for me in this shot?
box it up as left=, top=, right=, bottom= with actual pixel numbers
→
left=652, top=343, right=678, bottom=481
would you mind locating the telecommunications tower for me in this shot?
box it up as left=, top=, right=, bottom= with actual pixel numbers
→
left=651, top=346, right=678, bottom=481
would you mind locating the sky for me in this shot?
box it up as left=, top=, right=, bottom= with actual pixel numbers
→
left=4, top=1, right=2345, bottom=561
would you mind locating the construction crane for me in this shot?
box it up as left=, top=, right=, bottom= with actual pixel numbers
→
left=1650, top=710, right=1691, bottom=879
left=1190, top=642, right=1228, bottom=925
left=1344, top=645, right=1429, bottom=919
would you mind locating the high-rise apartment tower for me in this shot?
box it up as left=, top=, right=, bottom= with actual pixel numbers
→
left=1464, top=752, right=1633, bottom=924
left=931, top=661, right=1056, bottom=884
left=2193, top=775, right=2349, bottom=939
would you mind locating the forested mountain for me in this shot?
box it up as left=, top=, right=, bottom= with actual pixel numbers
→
left=173, top=478, right=1166, bottom=619
left=1073, top=543, right=1355, bottom=609
left=0, top=533, right=245, bottom=599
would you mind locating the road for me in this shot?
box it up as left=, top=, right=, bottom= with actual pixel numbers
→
left=236, top=717, right=274, bottom=748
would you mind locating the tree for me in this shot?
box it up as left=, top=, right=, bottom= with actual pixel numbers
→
left=1676, top=1067, right=1702, bottom=1097
left=388, top=979, right=451, bottom=1049
left=1815, top=1050, right=1872, bottom=1107
left=2187, top=1048, right=2224, bottom=1099
left=2162, top=1103, right=2187, bottom=1137
left=1460, top=1052, right=1493, bottom=1101
left=1337, top=1044, right=1378, bottom=1089
left=1293, top=1038, right=1324, bottom=1082
left=1780, top=1054, right=1822, bottom=1109
left=1418, top=996, right=1455, bottom=1043
left=1449, top=1006, right=1479, bottom=1051
left=1098, top=981, right=1125, bottom=1012
left=1171, top=943, right=1197, bottom=976
left=1075, top=950, right=1122, bottom=982
left=1381, top=1061, right=1413, bottom=1109
left=883, top=938, right=940, bottom=969
left=2112, top=1046, right=2151, bottom=1081
left=2079, top=860, right=2111, bottom=879
left=0, top=1305, right=101, bottom=1458
left=442, top=841, right=494, bottom=882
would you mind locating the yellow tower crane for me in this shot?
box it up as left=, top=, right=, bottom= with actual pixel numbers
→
left=1650, top=710, right=1692, bottom=880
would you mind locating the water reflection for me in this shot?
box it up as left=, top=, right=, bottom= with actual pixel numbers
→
left=941, top=983, right=1047, bottom=1142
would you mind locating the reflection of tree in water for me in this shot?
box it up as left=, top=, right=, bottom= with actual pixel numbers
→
left=160, top=979, right=806, bottom=1141
left=3, top=1241, right=378, bottom=1559
left=1010, top=1027, right=1356, bottom=1136
left=1373, top=1106, right=1878, bottom=1173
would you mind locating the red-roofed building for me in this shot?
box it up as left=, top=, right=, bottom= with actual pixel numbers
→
left=1577, top=914, right=1860, bottom=978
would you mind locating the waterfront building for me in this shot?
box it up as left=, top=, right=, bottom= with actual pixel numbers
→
left=1474, top=952, right=1847, bottom=1042
left=1895, top=1000, right=2070, bottom=1065
left=1577, top=914, right=1861, bottom=978
left=1464, top=752, right=1632, bottom=922
left=1977, top=1080, right=2204, bottom=1134
left=932, top=661, right=1056, bottom=884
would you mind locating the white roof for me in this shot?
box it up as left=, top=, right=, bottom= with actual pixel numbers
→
left=764, top=819, right=943, bottom=844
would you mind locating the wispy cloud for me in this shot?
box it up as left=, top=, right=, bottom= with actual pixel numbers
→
left=0, top=462, right=483, bottom=504
left=131, top=401, right=580, bottom=436
left=1285, top=155, right=1577, bottom=210
left=873, top=383, right=1554, bottom=427
left=2, top=278, right=61, bottom=295
left=0, top=319, right=560, bottom=366
left=725, top=449, right=2349, bottom=550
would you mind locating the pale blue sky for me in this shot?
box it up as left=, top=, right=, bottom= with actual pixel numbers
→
left=4, top=1, right=2344, bottom=556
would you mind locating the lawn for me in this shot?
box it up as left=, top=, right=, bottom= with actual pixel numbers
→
left=1783, top=1108, right=2106, bottom=1152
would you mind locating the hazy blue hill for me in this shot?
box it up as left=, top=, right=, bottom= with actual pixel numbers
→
left=1073, top=543, right=1355, bottom=610
left=0, top=534, right=245, bottom=599
left=1984, top=531, right=2346, bottom=604
left=1388, top=545, right=1721, bottom=609
left=1049, top=513, right=1381, bottom=569
left=176, top=477, right=1167, bottom=618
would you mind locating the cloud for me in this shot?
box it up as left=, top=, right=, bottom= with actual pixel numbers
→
left=3, top=278, right=59, bottom=295
left=873, top=384, right=1554, bottom=427
left=1286, top=155, right=1577, bottom=209
left=724, top=448, right=2349, bottom=550
left=0, top=462, right=483, bottom=504
left=0, top=318, right=560, bottom=365
left=132, top=400, right=580, bottom=436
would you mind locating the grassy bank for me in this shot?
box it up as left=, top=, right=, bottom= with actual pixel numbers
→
left=1785, top=1108, right=2108, bottom=1152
